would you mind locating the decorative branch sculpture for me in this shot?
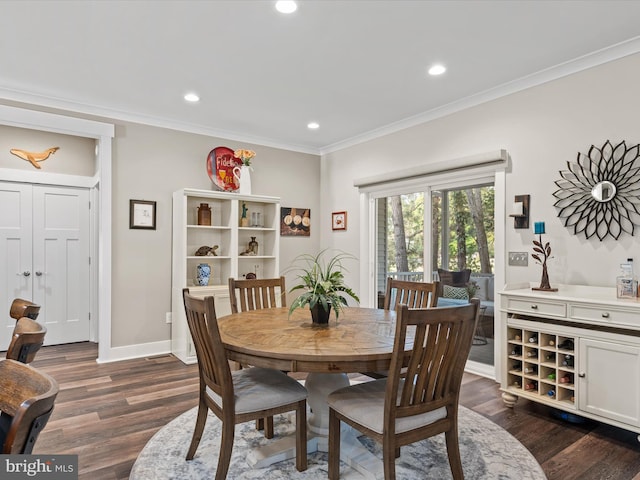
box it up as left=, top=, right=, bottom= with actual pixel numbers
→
left=531, top=234, right=557, bottom=292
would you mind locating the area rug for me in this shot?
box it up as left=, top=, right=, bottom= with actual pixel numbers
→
left=131, top=405, right=546, bottom=480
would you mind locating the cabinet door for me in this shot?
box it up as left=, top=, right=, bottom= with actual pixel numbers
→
left=0, top=182, right=32, bottom=346
left=578, top=338, right=640, bottom=426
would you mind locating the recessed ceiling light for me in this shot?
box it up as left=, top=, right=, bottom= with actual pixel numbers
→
left=428, top=64, right=446, bottom=76
left=184, top=93, right=200, bottom=103
left=307, top=122, right=319, bottom=130
left=275, top=1, right=297, bottom=14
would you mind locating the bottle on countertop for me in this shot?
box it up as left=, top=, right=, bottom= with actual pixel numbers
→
left=617, top=258, right=637, bottom=298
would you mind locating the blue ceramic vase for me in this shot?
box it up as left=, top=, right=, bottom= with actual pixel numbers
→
left=197, top=263, right=211, bottom=286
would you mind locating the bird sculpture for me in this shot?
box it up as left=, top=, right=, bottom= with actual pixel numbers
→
left=10, top=147, right=60, bottom=169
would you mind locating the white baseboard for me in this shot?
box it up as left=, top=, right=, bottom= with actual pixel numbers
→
left=96, top=340, right=172, bottom=363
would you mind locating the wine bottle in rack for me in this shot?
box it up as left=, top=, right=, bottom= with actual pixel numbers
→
left=560, top=374, right=572, bottom=384
left=545, top=353, right=555, bottom=361
left=510, top=345, right=522, bottom=356
left=547, top=389, right=556, bottom=398
left=558, top=339, right=574, bottom=350
left=528, top=335, right=538, bottom=343
left=562, top=355, right=574, bottom=367
left=526, top=350, right=538, bottom=358
left=524, top=366, right=537, bottom=374
left=512, top=362, right=522, bottom=371
left=548, top=339, right=555, bottom=346
left=547, top=372, right=556, bottom=380
left=525, top=381, right=538, bottom=391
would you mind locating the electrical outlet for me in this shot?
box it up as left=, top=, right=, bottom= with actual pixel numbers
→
left=165, top=312, right=172, bottom=324
left=508, top=252, right=529, bottom=267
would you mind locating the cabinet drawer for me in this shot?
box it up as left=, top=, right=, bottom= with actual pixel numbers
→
left=570, top=304, right=640, bottom=329
left=506, top=297, right=566, bottom=318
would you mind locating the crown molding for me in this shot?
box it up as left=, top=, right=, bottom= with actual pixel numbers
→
left=0, top=89, right=320, bottom=156
left=320, top=36, right=640, bottom=155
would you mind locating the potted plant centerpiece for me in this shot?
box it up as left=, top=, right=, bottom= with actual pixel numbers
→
left=287, top=250, right=360, bottom=325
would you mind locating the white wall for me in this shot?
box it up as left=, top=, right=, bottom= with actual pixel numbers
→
left=111, top=122, right=320, bottom=346
left=321, top=53, right=640, bottom=297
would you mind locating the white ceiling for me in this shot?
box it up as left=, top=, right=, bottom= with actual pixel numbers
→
left=2, top=1, right=640, bottom=154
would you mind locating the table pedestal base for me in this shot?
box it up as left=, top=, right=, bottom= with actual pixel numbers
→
left=246, top=372, right=383, bottom=479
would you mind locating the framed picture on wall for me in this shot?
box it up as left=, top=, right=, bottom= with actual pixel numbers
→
left=130, top=200, right=156, bottom=230
left=332, top=211, right=347, bottom=230
left=280, top=207, right=310, bottom=236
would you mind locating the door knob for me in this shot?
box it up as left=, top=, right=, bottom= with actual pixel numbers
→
left=35, top=271, right=43, bottom=276
left=22, top=271, right=31, bottom=277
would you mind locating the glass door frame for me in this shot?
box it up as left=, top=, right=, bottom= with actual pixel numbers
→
left=358, top=163, right=507, bottom=380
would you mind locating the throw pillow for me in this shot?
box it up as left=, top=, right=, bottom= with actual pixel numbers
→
left=443, top=285, right=469, bottom=300
left=437, top=268, right=472, bottom=287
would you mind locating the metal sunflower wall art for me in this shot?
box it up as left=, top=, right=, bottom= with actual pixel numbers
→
left=553, top=140, right=640, bottom=241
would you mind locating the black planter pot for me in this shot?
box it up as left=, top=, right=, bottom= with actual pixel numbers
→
left=310, top=304, right=331, bottom=325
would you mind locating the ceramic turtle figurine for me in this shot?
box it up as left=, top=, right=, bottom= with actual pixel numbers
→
left=195, top=245, right=219, bottom=256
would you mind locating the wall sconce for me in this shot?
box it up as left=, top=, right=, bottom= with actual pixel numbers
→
left=509, top=194, right=530, bottom=229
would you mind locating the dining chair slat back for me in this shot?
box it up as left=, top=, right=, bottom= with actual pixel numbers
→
left=328, top=299, right=480, bottom=480
left=5, top=318, right=47, bottom=364
left=228, top=276, right=286, bottom=313
left=383, top=278, right=439, bottom=310
left=182, top=289, right=231, bottom=398
left=9, top=299, right=41, bottom=321
left=0, top=359, right=59, bottom=454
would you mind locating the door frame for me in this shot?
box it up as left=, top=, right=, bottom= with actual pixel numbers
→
left=0, top=105, right=114, bottom=362
left=356, top=150, right=507, bottom=380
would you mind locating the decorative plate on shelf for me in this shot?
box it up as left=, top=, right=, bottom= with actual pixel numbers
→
left=207, top=146, right=242, bottom=192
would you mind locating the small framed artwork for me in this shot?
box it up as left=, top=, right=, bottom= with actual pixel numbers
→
left=332, top=211, right=347, bottom=231
left=281, top=207, right=311, bottom=237
left=130, top=200, right=156, bottom=230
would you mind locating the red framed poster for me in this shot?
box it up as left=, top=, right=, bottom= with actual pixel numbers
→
left=207, top=146, right=243, bottom=192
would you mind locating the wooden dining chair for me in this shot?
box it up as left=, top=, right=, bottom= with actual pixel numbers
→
left=228, top=276, right=286, bottom=313
left=363, top=278, right=440, bottom=380
left=328, top=299, right=480, bottom=480
left=182, top=289, right=308, bottom=478
left=228, top=275, right=288, bottom=432
left=9, top=298, right=41, bottom=321
left=383, top=277, right=439, bottom=310
left=0, top=359, right=59, bottom=454
left=5, top=318, right=47, bottom=364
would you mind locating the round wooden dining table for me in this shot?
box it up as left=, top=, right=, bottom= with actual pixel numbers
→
left=217, top=306, right=408, bottom=476
left=218, top=306, right=404, bottom=374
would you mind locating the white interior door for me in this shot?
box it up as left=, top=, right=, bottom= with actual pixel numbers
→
left=0, top=182, right=33, bottom=345
left=32, top=185, right=90, bottom=345
left=0, top=182, right=90, bottom=348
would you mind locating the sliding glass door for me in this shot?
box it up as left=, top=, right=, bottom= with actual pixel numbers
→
left=375, top=181, right=495, bottom=366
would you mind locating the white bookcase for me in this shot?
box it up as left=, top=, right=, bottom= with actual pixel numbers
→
left=171, top=188, right=280, bottom=364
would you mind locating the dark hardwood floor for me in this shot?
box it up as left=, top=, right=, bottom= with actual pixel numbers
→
left=18, top=342, right=640, bottom=480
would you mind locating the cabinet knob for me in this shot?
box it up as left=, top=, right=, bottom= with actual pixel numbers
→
left=22, top=271, right=31, bottom=277
left=601, top=312, right=610, bottom=318
left=530, top=304, right=538, bottom=310
left=578, top=372, right=586, bottom=378
left=35, top=271, right=43, bottom=276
